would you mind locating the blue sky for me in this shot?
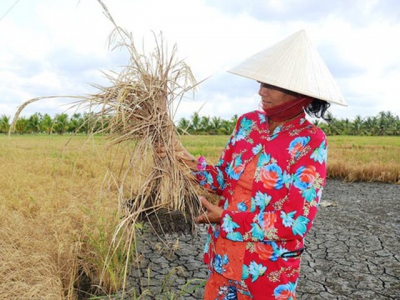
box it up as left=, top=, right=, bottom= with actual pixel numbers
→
left=1, top=0, right=399, bottom=121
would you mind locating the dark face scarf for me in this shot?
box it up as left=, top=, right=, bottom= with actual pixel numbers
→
left=263, top=96, right=313, bottom=122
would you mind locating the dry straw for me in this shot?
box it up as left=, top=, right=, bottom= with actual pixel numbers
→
left=89, top=1, right=202, bottom=222
left=84, top=2, right=204, bottom=292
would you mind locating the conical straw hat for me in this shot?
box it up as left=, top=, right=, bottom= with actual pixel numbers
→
left=228, top=30, right=347, bottom=106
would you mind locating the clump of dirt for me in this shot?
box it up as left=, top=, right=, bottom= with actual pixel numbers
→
left=125, top=192, right=199, bottom=235
left=140, top=207, right=193, bottom=235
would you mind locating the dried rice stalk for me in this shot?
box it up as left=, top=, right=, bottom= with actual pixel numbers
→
left=85, top=3, right=204, bottom=292
left=9, top=1, right=202, bottom=226
left=85, top=10, right=201, bottom=221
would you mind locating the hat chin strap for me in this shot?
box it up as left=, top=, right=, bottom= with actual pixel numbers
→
left=263, top=97, right=313, bottom=122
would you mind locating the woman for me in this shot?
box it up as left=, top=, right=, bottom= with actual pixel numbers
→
left=175, top=30, right=347, bottom=299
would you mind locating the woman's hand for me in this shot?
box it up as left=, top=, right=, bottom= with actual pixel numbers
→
left=195, top=196, right=223, bottom=224
left=155, top=139, right=198, bottom=170
left=174, top=140, right=197, bottom=167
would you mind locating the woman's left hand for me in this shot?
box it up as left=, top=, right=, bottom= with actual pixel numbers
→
left=195, top=196, right=223, bottom=224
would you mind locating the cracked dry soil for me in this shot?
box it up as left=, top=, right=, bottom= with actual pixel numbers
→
left=120, top=179, right=400, bottom=300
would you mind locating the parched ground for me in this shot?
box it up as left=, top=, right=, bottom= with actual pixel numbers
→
left=297, top=179, right=400, bottom=300
left=120, top=179, right=400, bottom=299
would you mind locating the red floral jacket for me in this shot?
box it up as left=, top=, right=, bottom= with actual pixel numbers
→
left=195, top=110, right=327, bottom=297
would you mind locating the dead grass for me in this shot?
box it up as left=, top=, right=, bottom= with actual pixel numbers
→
left=0, top=134, right=122, bottom=299
left=327, top=136, right=400, bottom=183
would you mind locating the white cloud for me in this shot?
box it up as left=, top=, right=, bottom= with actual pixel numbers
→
left=0, top=0, right=399, bottom=122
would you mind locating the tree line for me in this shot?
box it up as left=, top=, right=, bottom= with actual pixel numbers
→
left=0, top=111, right=399, bottom=136
left=0, top=112, right=100, bottom=135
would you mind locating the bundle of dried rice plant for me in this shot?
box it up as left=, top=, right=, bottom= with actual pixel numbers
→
left=87, top=2, right=202, bottom=226
left=84, top=2, right=205, bottom=292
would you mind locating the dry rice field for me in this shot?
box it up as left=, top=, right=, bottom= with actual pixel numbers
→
left=0, top=134, right=399, bottom=299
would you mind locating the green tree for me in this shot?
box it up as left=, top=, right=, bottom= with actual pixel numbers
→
left=219, top=119, right=235, bottom=135
left=350, top=116, right=365, bottom=135
left=341, top=118, right=351, bottom=135
left=27, top=112, right=42, bottom=133
left=15, top=117, right=28, bottom=134
left=53, top=113, right=69, bottom=135
left=364, top=116, right=378, bottom=136
left=69, top=113, right=84, bottom=133
left=190, top=112, right=201, bottom=133
left=210, top=116, right=222, bottom=135
left=324, top=113, right=345, bottom=136
left=231, top=114, right=238, bottom=126
left=177, top=117, right=191, bottom=134
left=81, top=112, right=101, bottom=134
left=40, top=114, right=54, bottom=134
left=199, top=116, right=211, bottom=133
left=0, top=115, right=11, bottom=134
left=391, top=118, right=400, bottom=135
left=382, top=111, right=398, bottom=136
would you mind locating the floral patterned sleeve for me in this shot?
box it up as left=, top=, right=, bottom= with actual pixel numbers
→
left=194, top=116, right=243, bottom=196
left=219, top=131, right=328, bottom=242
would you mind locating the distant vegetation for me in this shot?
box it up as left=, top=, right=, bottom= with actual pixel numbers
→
left=1, top=110, right=399, bottom=136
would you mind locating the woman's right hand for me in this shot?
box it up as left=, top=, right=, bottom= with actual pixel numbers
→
left=173, top=139, right=198, bottom=170
left=155, top=139, right=198, bottom=170
left=195, top=196, right=223, bottom=224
